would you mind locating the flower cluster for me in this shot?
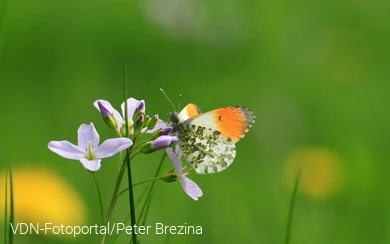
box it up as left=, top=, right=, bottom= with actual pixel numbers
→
left=48, top=97, right=202, bottom=200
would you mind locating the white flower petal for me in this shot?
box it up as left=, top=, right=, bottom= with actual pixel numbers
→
left=143, top=119, right=169, bottom=133
left=48, top=141, right=85, bottom=160
left=180, top=175, right=203, bottom=201
left=95, top=138, right=133, bottom=158
left=77, top=123, right=100, bottom=149
left=166, top=147, right=182, bottom=173
left=80, top=158, right=102, bottom=172
left=121, top=98, right=142, bottom=122
left=94, top=100, right=124, bottom=127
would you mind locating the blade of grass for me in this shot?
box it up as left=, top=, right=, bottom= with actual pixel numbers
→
left=4, top=169, right=8, bottom=244
left=8, top=165, right=14, bottom=244
left=284, top=171, right=301, bottom=244
left=123, top=57, right=137, bottom=244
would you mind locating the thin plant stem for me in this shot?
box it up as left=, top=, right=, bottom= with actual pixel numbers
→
left=116, top=177, right=162, bottom=200
left=140, top=192, right=153, bottom=230
left=284, top=171, right=301, bottom=244
left=129, top=149, right=141, bottom=159
left=118, top=151, right=123, bottom=175
left=100, top=158, right=128, bottom=244
left=93, top=173, right=105, bottom=225
left=133, top=178, right=161, bottom=187
left=131, top=138, right=150, bottom=152
left=124, top=57, right=137, bottom=243
left=113, top=213, right=131, bottom=244
left=137, top=153, right=166, bottom=224
left=4, top=169, right=8, bottom=244
left=125, top=148, right=137, bottom=243
left=113, top=183, right=149, bottom=244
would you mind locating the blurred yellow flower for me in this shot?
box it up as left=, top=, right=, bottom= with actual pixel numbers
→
left=0, top=166, right=86, bottom=227
left=284, top=147, right=344, bottom=199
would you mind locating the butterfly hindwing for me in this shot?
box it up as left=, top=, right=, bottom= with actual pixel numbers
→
left=177, top=122, right=236, bottom=174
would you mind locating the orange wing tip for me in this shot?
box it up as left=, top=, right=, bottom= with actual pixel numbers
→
left=178, top=103, right=202, bottom=122
left=214, top=106, right=255, bottom=142
left=236, top=106, right=255, bottom=138
left=185, top=103, right=202, bottom=118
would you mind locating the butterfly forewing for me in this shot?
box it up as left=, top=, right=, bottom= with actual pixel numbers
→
left=177, top=103, right=202, bottom=122
left=186, top=106, right=255, bottom=143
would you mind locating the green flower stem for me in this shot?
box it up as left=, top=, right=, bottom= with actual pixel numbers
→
left=113, top=186, right=149, bottom=244
left=93, top=173, right=105, bottom=225
left=116, top=177, right=162, bottom=200
left=100, top=157, right=128, bottom=244
left=4, top=169, right=8, bottom=244
left=113, top=213, right=131, bottom=244
left=131, top=139, right=150, bottom=152
left=117, top=151, right=123, bottom=175
left=140, top=193, right=153, bottom=230
left=133, top=177, right=162, bottom=188
left=284, top=171, right=301, bottom=244
left=137, top=153, right=166, bottom=224
left=125, top=147, right=138, bottom=243
left=130, top=149, right=141, bottom=160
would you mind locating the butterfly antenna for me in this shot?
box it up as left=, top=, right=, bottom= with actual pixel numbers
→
left=160, top=88, right=176, bottom=111
left=178, top=94, right=182, bottom=111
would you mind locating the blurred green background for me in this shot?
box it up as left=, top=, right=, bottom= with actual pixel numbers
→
left=0, top=0, right=389, bottom=243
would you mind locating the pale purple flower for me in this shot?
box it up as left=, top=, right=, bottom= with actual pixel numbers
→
left=97, top=101, right=112, bottom=118
left=94, top=98, right=167, bottom=134
left=166, top=146, right=203, bottom=201
left=152, top=135, right=178, bottom=150
left=161, top=127, right=172, bottom=135
left=137, top=114, right=144, bottom=124
left=48, top=123, right=133, bottom=172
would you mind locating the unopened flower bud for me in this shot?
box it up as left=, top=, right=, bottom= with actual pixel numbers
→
left=140, top=136, right=178, bottom=154
left=147, top=115, right=159, bottom=131
left=98, top=101, right=117, bottom=129
left=152, top=136, right=178, bottom=150
left=161, top=169, right=179, bottom=183
left=141, top=115, right=150, bottom=130
left=138, top=100, right=145, bottom=111
left=133, top=115, right=144, bottom=133
left=150, top=127, right=173, bottom=140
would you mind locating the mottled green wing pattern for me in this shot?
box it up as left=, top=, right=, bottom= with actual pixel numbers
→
left=177, top=123, right=236, bottom=174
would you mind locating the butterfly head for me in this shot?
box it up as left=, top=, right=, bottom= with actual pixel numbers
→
left=169, top=111, right=180, bottom=132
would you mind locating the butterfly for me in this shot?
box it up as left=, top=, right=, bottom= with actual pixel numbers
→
left=169, top=103, right=255, bottom=174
